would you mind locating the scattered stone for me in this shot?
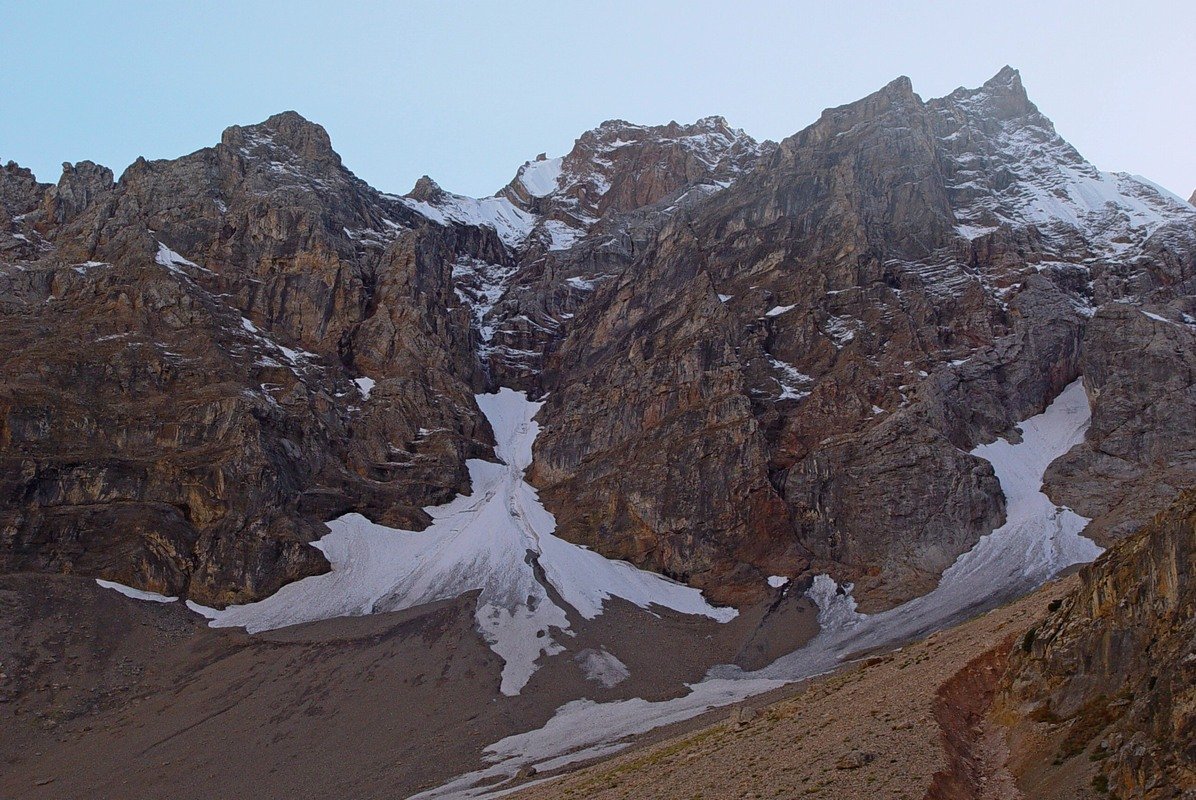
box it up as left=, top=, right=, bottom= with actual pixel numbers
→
left=730, top=705, right=757, bottom=727
left=835, top=751, right=875, bottom=770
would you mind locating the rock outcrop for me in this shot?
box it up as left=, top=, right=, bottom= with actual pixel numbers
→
left=997, top=488, right=1196, bottom=797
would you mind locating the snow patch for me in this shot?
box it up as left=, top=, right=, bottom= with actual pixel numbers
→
left=576, top=649, right=630, bottom=688
left=239, top=317, right=317, bottom=367
left=96, top=578, right=177, bottom=604
left=186, top=600, right=220, bottom=618
left=542, top=219, right=584, bottom=251
left=767, top=356, right=813, bottom=401
left=822, top=316, right=858, bottom=348
left=207, top=389, right=734, bottom=696
left=155, top=242, right=210, bottom=274
left=564, top=275, right=600, bottom=291
left=403, top=194, right=536, bottom=248
left=767, top=576, right=789, bottom=589
left=517, top=156, right=563, bottom=198
left=354, top=376, right=376, bottom=400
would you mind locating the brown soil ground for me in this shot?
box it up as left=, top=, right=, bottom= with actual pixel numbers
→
left=507, top=577, right=1077, bottom=800
left=0, top=572, right=814, bottom=799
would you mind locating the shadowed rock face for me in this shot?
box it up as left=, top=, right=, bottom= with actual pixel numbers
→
left=3, top=69, right=1195, bottom=611
left=998, top=489, right=1196, bottom=797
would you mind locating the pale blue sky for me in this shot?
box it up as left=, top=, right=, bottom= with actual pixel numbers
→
left=2, top=1, right=1193, bottom=199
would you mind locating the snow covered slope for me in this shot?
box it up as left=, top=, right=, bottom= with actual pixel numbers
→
left=935, top=68, right=1196, bottom=251
left=415, top=379, right=1103, bottom=797
left=399, top=192, right=536, bottom=248
left=209, top=388, right=734, bottom=696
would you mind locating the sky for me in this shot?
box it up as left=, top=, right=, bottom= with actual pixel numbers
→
left=2, top=1, right=1194, bottom=200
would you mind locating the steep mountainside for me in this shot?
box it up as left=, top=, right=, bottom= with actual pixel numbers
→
left=3, top=68, right=1195, bottom=615
left=1, top=113, right=498, bottom=605
left=527, top=68, right=1196, bottom=607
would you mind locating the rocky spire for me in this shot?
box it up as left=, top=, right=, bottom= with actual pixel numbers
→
left=0, top=160, right=47, bottom=218
left=42, top=160, right=115, bottom=224
left=406, top=175, right=446, bottom=203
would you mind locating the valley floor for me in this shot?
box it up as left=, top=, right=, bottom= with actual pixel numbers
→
left=0, top=572, right=784, bottom=800
left=1, top=571, right=1079, bottom=800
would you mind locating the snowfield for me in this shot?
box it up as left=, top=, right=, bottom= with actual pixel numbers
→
left=208, top=388, right=735, bottom=696
left=516, top=156, right=564, bottom=198
left=414, top=378, right=1103, bottom=798
left=96, top=578, right=178, bottom=604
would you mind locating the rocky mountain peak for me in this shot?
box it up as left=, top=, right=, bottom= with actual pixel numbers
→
left=220, top=110, right=341, bottom=167
left=406, top=174, right=446, bottom=203
left=880, top=73, right=916, bottom=98
left=0, top=159, right=47, bottom=218
left=938, top=65, right=1037, bottom=123
left=793, top=74, right=925, bottom=152
left=501, top=114, right=765, bottom=225
left=1189, top=189, right=1195, bottom=206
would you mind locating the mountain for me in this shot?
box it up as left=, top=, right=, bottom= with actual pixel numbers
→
left=2, top=66, right=1195, bottom=798
left=4, top=68, right=1196, bottom=611
left=525, top=67, right=1196, bottom=608
left=1, top=112, right=497, bottom=605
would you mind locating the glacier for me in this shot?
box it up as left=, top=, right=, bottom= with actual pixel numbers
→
left=415, top=378, right=1103, bottom=798
left=207, top=388, right=735, bottom=696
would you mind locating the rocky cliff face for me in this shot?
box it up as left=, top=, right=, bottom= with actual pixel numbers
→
left=524, top=67, right=1196, bottom=608
left=0, top=113, right=497, bottom=605
left=3, top=69, right=1194, bottom=613
left=997, top=489, right=1195, bottom=797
